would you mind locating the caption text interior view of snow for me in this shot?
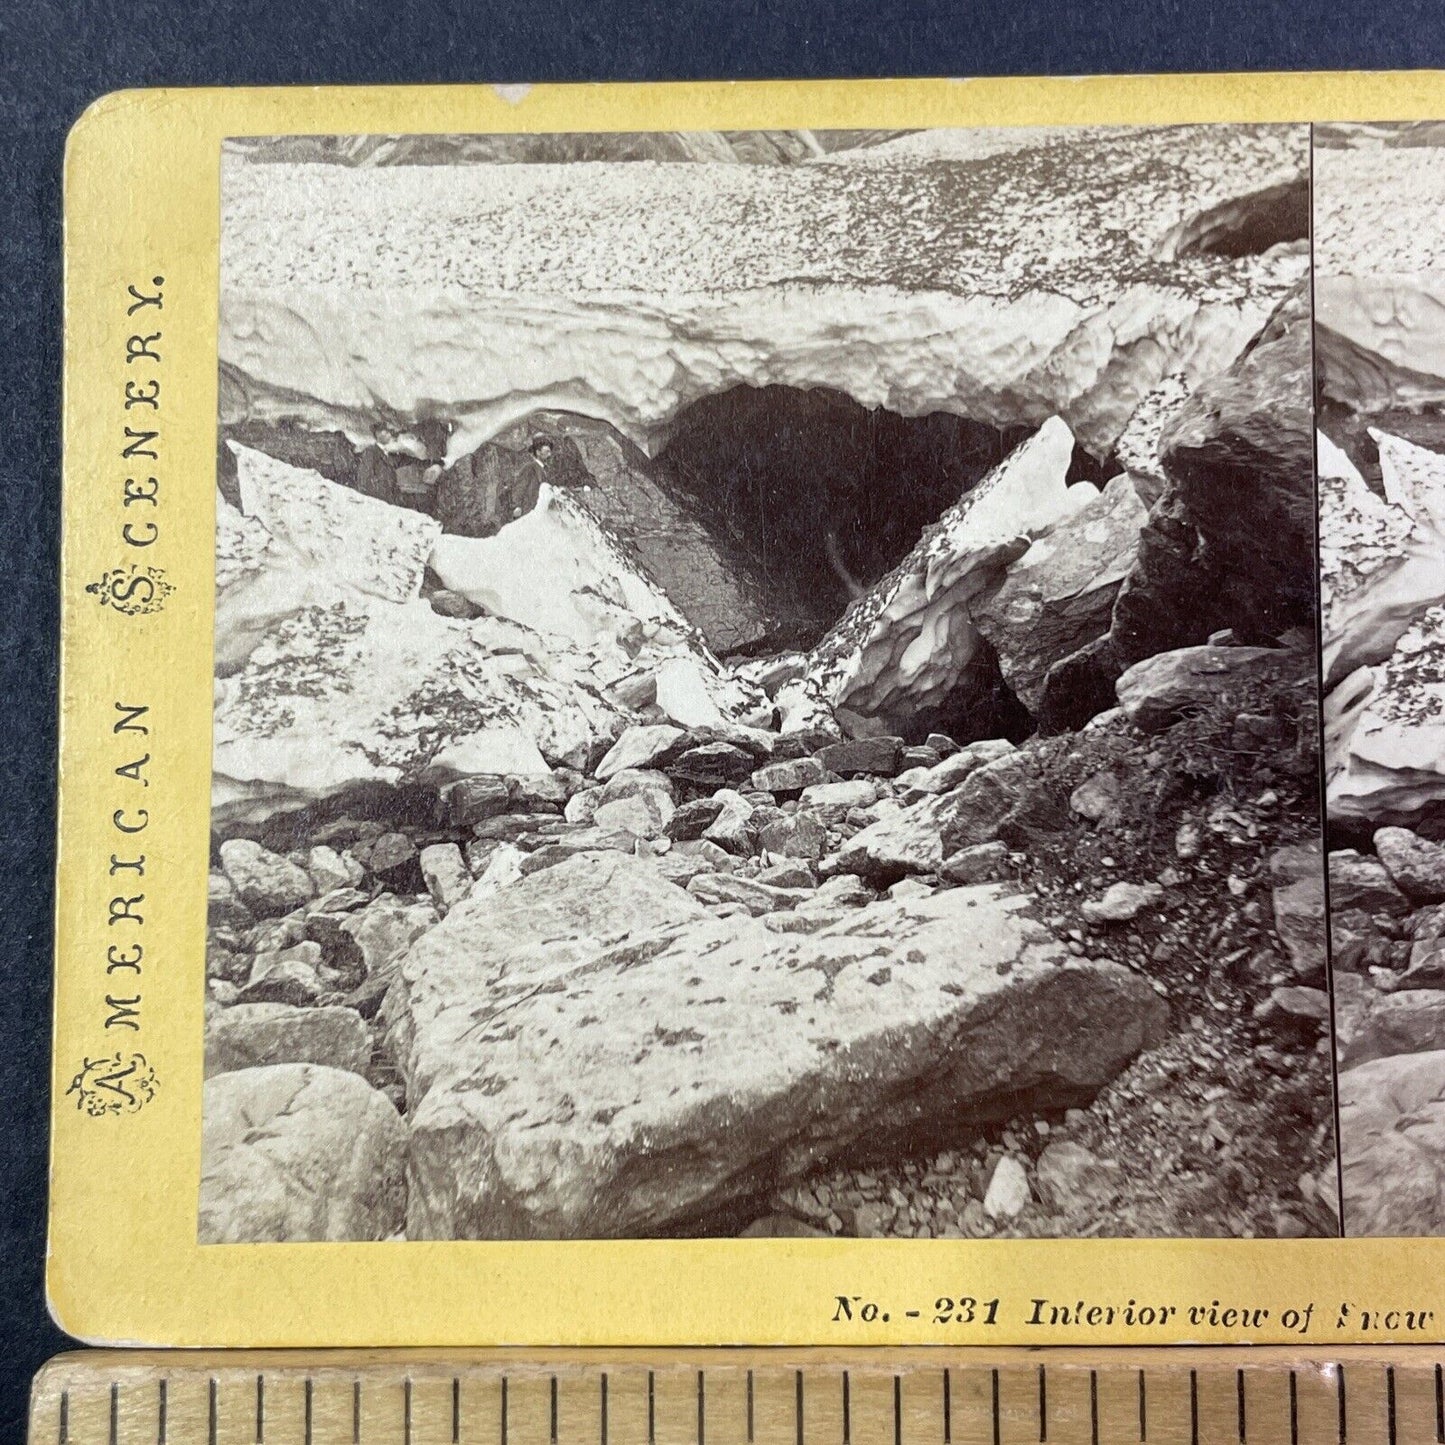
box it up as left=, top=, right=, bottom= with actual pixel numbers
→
left=200, top=124, right=1341, bottom=1244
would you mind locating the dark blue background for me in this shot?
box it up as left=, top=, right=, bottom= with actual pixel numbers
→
left=3, top=1, right=1442, bottom=1436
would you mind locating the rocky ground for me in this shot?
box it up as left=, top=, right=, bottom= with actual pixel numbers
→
left=201, top=124, right=1336, bottom=1244
left=205, top=647, right=1335, bottom=1241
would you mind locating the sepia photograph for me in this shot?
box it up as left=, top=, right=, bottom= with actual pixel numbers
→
left=1316, top=121, right=1445, bottom=1236
left=201, top=123, right=1335, bottom=1244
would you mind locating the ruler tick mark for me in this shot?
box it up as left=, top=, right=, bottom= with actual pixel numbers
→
left=943, top=1369, right=951, bottom=1445
left=747, top=1371, right=754, bottom=1444
left=551, top=1375, right=559, bottom=1445
left=58, top=1388, right=67, bottom=1445
left=1090, top=1371, right=1099, bottom=1445
left=1337, top=1365, right=1347, bottom=1445
left=1436, top=1362, right=1443, bottom=1443
left=894, top=1375, right=902, bottom=1445
left=305, top=1379, right=313, bottom=1445
left=258, top=1372, right=266, bottom=1442
left=453, top=1378, right=461, bottom=1445
left=1138, top=1370, right=1146, bottom=1442
left=842, top=1371, right=850, bottom=1445
left=648, top=1372, right=655, bottom=1445
left=501, top=1377, right=509, bottom=1445
left=796, top=1370, right=804, bottom=1445
left=991, top=1368, right=1000, bottom=1445
left=354, top=1379, right=363, bottom=1445
left=157, top=1380, right=167, bottom=1445
left=600, top=1374, right=608, bottom=1445
left=1388, top=1366, right=1397, bottom=1445
left=698, top=1370, right=706, bottom=1445
left=110, top=1382, right=118, bottom=1445
left=1289, top=1372, right=1298, bottom=1445
left=1039, top=1364, right=1047, bottom=1442
left=1189, top=1370, right=1199, bottom=1445
left=1237, top=1367, right=1246, bottom=1444
left=209, top=1378, right=218, bottom=1445
left=405, top=1377, right=413, bottom=1445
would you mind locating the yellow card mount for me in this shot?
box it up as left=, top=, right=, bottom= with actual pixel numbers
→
left=26, top=1348, right=1445, bottom=1444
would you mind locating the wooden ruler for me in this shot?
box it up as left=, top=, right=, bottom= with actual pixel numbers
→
left=28, top=1348, right=1445, bottom=1445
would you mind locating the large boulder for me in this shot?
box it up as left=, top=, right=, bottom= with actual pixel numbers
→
left=218, top=838, right=314, bottom=917
left=1340, top=1050, right=1445, bottom=1235
left=1327, top=608, right=1445, bottom=831
left=1157, top=286, right=1315, bottom=628
left=199, top=1064, right=406, bottom=1242
left=1318, top=431, right=1445, bottom=689
left=387, top=853, right=1166, bottom=1238
left=212, top=601, right=626, bottom=828
left=1375, top=826, right=1445, bottom=902
left=204, top=1003, right=372, bottom=1077
left=1115, top=644, right=1293, bottom=733
left=429, top=483, right=685, bottom=650
left=1109, top=287, right=1316, bottom=667
left=834, top=795, right=953, bottom=883
left=1337, top=982, right=1445, bottom=1069
left=215, top=445, right=442, bottom=680
left=230, top=442, right=440, bottom=602
left=972, top=473, right=1147, bottom=716
left=523, top=415, right=777, bottom=653
left=807, top=418, right=1093, bottom=729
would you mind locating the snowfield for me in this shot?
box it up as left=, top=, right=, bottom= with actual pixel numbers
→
left=220, top=124, right=1307, bottom=458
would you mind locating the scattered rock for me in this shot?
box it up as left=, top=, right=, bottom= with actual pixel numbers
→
left=1115, top=645, right=1290, bottom=733
left=1340, top=1050, right=1445, bottom=1235
left=973, top=473, right=1147, bottom=716
left=1069, top=770, right=1124, bottom=827
left=1033, top=1141, right=1125, bottom=1213
left=836, top=794, right=952, bottom=883
left=208, top=873, right=253, bottom=931
left=1272, top=844, right=1327, bottom=982
left=306, top=845, right=356, bottom=894
left=1328, top=850, right=1411, bottom=916
left=205, top=1003, right=372, bottom=1077
left=595, top=724, right=686, bottom=781
left=686, top=873, right=810, bottom=915
left=1375, top=827, right=1445, bottom=903
left=593, top=790, right=676, bottom=838
left=1082, top=881, right=1163, bottom=925
left=200, top=1064, right=407, bottom=1243
left=939, top=842, right=1010, bottom=886
left=902, top=739, right=1017, bottom=796
left=816, top=737, right=905, bottom=777
left=444, top=777, right=514, bottom=826
left=368, top=832, right=420, bottom=889
left=238, top=943, right=325, bottom=1007
left=749, top=757, right=827, bottom=796
left=219, top=839, right=314, bottom=918
left=669, top=742, right=757, bottom=790
left=982, top=1156, right=1030, bottom=1220
left=1254, top=986, right=1330, bottom=1041
left=701, top=790, right=755, bottom=854
left=420, top=843, right=472, bottom=913
left=757, top=812, right=828, bottom=861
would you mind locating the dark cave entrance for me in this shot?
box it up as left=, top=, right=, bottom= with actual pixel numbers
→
left=655, top=384, right=1108, bottom=655
left=1164, top=176, right=1311, bottom=260
left=652, top=384, right=1112, bottom=744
